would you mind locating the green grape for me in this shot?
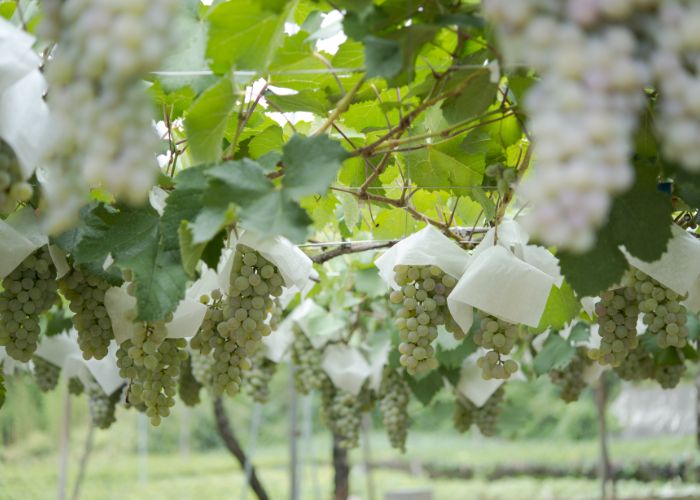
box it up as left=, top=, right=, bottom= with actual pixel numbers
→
left=87, top=383, right=122, bottom=429
left=653, top=362, right=686, bottom=389
left=473, top=314, right=520, bottom=380
left=0, top=140, right=33, bottom=214
left=379, top=368, right=410, bottom=452
left=392, top=264, right=462, bottom=375
left=589, top=282, right=639, bottom=367
left=628, top=269, right=689, bottom=349
left=190, top=289, right=224, bottom=355
left=613, top=346, right=654, bottom=381
left=453, top=387, right=505, bottom=437
left=59, top=267, right=114, bottom=360
left=0, top=247, right=59, bottom=362
left=190, top=350, right=215, bottom=388
left=549, top=347, right=591, bottom=402
left=68, top=376, right=85, bottom=396
left=178, top=353, right=203, bottom=407
left=320, top=378, right=362, bottom=449
left=242, top=351, right=277, bottom=404
left=33, top=356, right=61, bottom=392
left=291, top=326, right=325, bottom=395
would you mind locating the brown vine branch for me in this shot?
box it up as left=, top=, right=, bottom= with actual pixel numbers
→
left=314, top=77, right=366, bottom=136
left=310, top=240, right=397, bottom=264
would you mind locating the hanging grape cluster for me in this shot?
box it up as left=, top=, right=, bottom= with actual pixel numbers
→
left=59, top=268, right=114, bottom=360
left=589, top=284, right=639, bottom=367
left=549, top=348, right=591, bottom=402
left=474, top=314, right=520, bottom=380
left=390, top=264, right=461, bottom=375
left=653, top=362, right=686, bottom=389
left=613, top=345, right=655, bottom=381
left=242, top=352, right=277, bottom=404
left=33, top=356, right=61, bottom=392
left=628, top=269, right=689, bottom=348
left=291, top=326, right=325, bottom=395
left=178, top=353, right=203, bottom=407
left=68, top=376, right=85, bottom=396
left=453, top=387, right=505, bottom=437
left=40, top=0, right=179, bottom=232
left=0, top=140, right=32, bottom=214
left=321, top=378, right=362, bottom=449
left=87, top=382, right=121, bottom=429
left=190, top=350, right=215, bottom=388
left=0, top=247, right=58, bottom=362
left=379, top=369, right=410, bottom=452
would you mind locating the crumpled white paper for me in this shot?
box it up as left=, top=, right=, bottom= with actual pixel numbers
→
left=622, top=225, right=700, bottom=312
left=0, top=206, right=48, bottom=278
left=448, top=219, right=562, bottom=332
left=262, top=310, right=296, bottom=362
left=375, top=225, right=470, bottom=290
left=35, top=330, right=82, bottom=372
left=48, top=244, right=70, bottom=279
left=84, top=343, right=125, bottom=396
left=321, top=344, right=372, bottom=395
left=456, top=354, right=504, bottom=407
left=367, top=341, right=391, bottom=392
left=294, top=299, right=345, bottom=349
left=0, top=18, right=39, bottom=93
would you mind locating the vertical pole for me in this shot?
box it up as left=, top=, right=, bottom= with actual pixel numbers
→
left=71, top=423, right=95, bottom=500
left=138, top=413, right=149, bottom=484
left=180, top=406, right=190, bottom=459
left=361, top=414, right=376, bottom=500
left=596, top=375, right=612, bottom=500
left=302, top=394, right=321, bottom=500
left=332, top=434, right=349, bottom=500
left=695, top=371, right=700, bottom=449
left=241, top=403, right=263, bottom=500
left=289, top=364, right=300, bottom=500
left=57, top=386, right=71, bottom=500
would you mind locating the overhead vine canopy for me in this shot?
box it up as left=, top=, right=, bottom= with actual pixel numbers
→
left=0, top=0, right=699, bottom=451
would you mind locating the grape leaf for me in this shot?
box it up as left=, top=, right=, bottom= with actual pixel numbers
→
left=364, top=36, right=402, bottom=79
left=441, top=69, right=498, bottom=124
left=568, top=322, right=591, bottom=344
left=184, top=78, right=236, bottom=163
left=404, top=369, right=443, bottom=406
left=265, top=90, right=330, bottom=115
left=42, top=308, right=73, bottom=337
left=436, top=338, right=476, bottom=370
left=249, top=126, right=284, bottom=160
left=239, top=190, right=311, bottom=243
left=353, top=267, right=386, bottom=297
left=281, top=134, right=349, bottom=200
left=533, top=332, right=576, bottom=375
left=536, top=283, right=581, bottom=332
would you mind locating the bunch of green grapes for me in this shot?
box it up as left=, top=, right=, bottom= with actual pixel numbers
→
left=208, top=245, right=283, bottom=397
left=178, top=353, right=203, bottom=407
left=453, top=387, right=505, bottom=437
left=291, top=326, right=325, bottom=395
left=653, top=362, right=686, bottom=389
left=0, top=247, right=59, bottom=361
left=190, top=350, right=215, bottom=388
left=588, top=285, right=639, bottom=366
left=629, top=270, right=689, bottom=349
left=0, top=140, right=33, bottom=213
left=613, top=346, right=654, bottom=381
left=390, top=264, right=461, bottom=375
left=473, top=315, right=520, bottom=380
left=549, top=348, right=591, bottom=402
left=59, top=267, right=114, bottom=360
left=87, top=383, right=121, bottom=429
left=33, top=356, right=61, bottom=392
left=68, top=377, right=85, bottom=396
left=320, top=379, right=362, bottom=449
left=379, top=369, right=410, bottom=452
left=242, top=352, right=277, bottom=404
left=190, top=289, right=224, bottom=354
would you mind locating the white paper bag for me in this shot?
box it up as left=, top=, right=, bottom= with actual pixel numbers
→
left=35, top=330, right=82, bottom=369
left=294, top=299, right=345, bottom=349
left=48, top=244, right=71, bottom=279
left=0, top=206, right=48, bottom=278
left=84, top=342, right=126, bottom=396
left=375, top=225, right=470, bottom=289
left=0, top=18, right=39, bottom=93
left=321, top=344, right=372, bottom=395
left=367, top=341, right=391, bottom=392
left=456, top=354, right=504, bottom=407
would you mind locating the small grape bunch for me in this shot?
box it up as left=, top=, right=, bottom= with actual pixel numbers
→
left=613, top=346, right=654, bottom=382
left=549, top=347, right=591, bottom=402
left=629, top=269, right=689, bottom=349
left=473, top=314, right=520, bottom=380
left=390, top=264, right=461, bottom=375
left=453, top=387, right=505, bottom=437
left=87, top=383, right=122, bottom=430
left=321, top=378, right=362, bottom=450
left=68, top=376, right=85, bottom=396
left=0, top=140, right=33, bottom=213
left=242, top=351, right=277, bottom=404
left=291, top=326, right=325, bottom=395
left=379, top=368, right=410, bottom=452
left=653, top=362, right=686, bottom=389
left=588, top=285, right=639, bottom=366
left=33, top=355, right=61, bottom=392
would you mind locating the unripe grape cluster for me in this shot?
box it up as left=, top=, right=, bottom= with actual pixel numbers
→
left=0, top=247, right=58, bottom=362
left=321, top=379, right=362, bottom=449
left=242, top=352, right=277, bottom=404
left=613, top=346, right=654, bottom=381
left=32, top=356, right=61, bottom=392
left=589, top=285, right=639, bottom=366
left=68, top=376, right=85, bottom=396
left=190, top=350, right=215, bottom=388
left=178, top=353, right=203, bottom=407
left=654, top=362, right=686, bottom=389
left=474, top=314, right=520, bottom=380
left=40, top=0, right=178, bottom=232
left=453, top=387, right=505, bottom=437
left=549, top=348, right=591, bottom=402
left=379, top=369, right=410, bottom=452
left=190, top=289, right=224, bottom=354
left=59, top=268, right=114, bottom=360
left=291, top=326, right=325, bottom=395
left=390, top=264, right=461, bottom=375
left=87, top=383, right=121, bottom=429
left=628, top=270, right=688, bottom=349
left=0, top=140, right=33, bottom=214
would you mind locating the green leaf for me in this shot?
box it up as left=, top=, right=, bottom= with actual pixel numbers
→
left=43, top=308, right=73, bottom=337
left=372, top=208, right=416, bottom=239
left=240, top=191, right=311, bottom=242
left=184, top=78, right=236, bottom=163
left=404, top=145, right=484, bottom=194
left=353, top=267, right=386, bottom=297
left=469, top=186, right=496, bottom=222
left=282, top=134, right=349, bottom=200
left=536, top=283, right=581, bottom=332
left=265, top=90, right=330, bottom=115
left=248, top=126, right=284, bottom=159
left=442, top=69, right=498, bottom=124
left=178, top=222, right=205, bottom=277
left=207, top=159, right=275, bottom=208
left=436, top=339, right=476, bottom=370
left=404, top=369, right=443, bottom=406
left=162, top=166, right=210, bottom=248
left=364, top=36, right=402, bottom=79
left=568, top=322, right=591, bottom=344
left=533, top=332, right=576, bottom=376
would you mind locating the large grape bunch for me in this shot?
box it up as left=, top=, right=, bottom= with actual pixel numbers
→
left=474, top=314, right=520, bottom=380
left=291, top=326, right=325, bottom=395
left=627, top=269, right=689, bottom=349
left=320, top=378, right=362, bottom=449
left=613, top=346, right=654, bottom=381
left=390, top=264, right=461, bottom=375
left=178, top=353, right=203, bottom=407
left=40, top=0, right=179, bottom=232
left=206, top=245, right=284, bottom=397
left=588, top=284, right=639, bottom=367
left=59, top=268, right=114, bottom=360
left=190, top=350, right=215, bottom=388
left=549, top=348, right=591, bottom=402
left=33, top=356, right=61, bottom=392
left=379, top=368, right=410, bottom=452
left=0, top=140, right=33, bottom=214
left=87, top=383, right=122, bottom=429
left=242, top=352, right=277, bottom=404
left=654, top=362, right=686, bottom=389
left=484, top=1, right=651, bottom=251
left=453, top=387, right=505, bottom=437
left=116, top=320, right=187, bottom=426
left=0, top=247, right=58, bottom=362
